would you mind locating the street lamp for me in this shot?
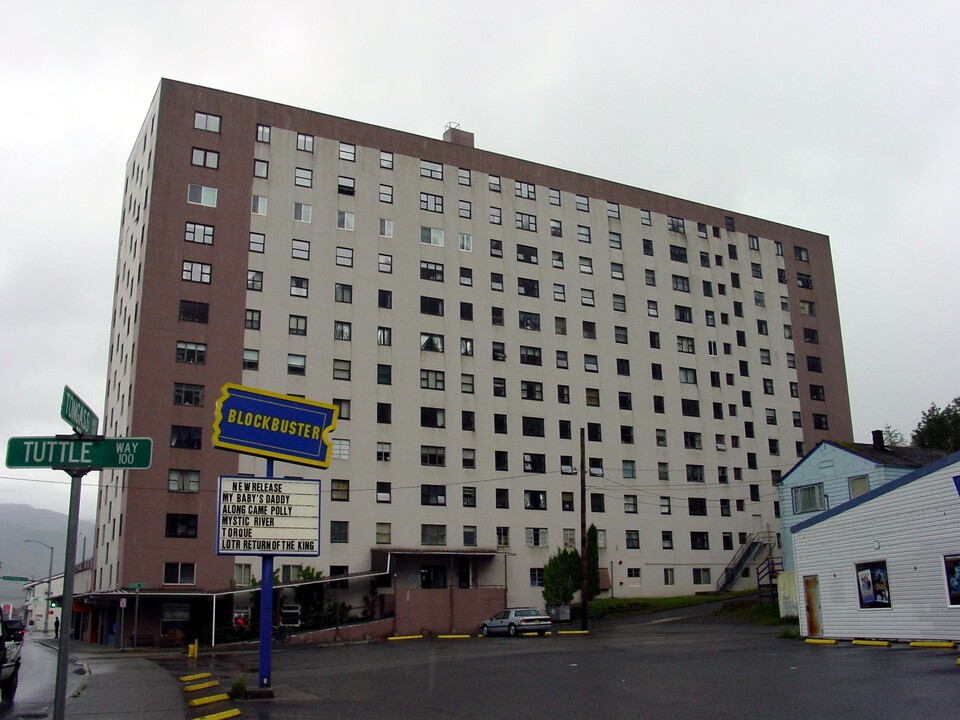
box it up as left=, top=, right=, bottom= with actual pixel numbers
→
left=25, top=539, right=54, bottom=635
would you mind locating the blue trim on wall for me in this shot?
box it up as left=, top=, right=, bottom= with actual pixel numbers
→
left=790, top=449, right=960, bottom=534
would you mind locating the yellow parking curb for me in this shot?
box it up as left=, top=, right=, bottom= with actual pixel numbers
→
left=851, top=640, right=890, bottom=647
left=180, top=672, right=212, bottom=682
left=184, top=680, right=220, bottom=692
left=188, top=693, right=230, bottom=708
left=388, top=634, right=423, bottom=641
left=558, top=630, right=590, bottom=635
left=910, top=641, right=956, bottom=649
left=195, top=709, right=241, bottom=720
left=437, top=634, right=471, bottom=639
left=805, top=638, right=837, bottom=644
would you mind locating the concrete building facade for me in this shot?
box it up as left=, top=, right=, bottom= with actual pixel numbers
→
left=90, top=79, right=852, bottom=640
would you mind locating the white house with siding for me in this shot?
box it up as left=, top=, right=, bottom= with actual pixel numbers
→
left=774, top=432, right=941, bottom=616
left=792, top=450, right=960, bottom=641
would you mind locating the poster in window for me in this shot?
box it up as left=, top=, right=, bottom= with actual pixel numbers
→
left=855, top=561, right=891, bottom=609
left=944, top=555, right=960, bottom=606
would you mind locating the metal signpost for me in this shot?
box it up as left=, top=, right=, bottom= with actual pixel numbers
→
left=213, top=384, right=337, bottom=691
left=4, top=386, right=153, bottom=720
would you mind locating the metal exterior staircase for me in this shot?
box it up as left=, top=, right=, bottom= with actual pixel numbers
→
left=715, top=531, right=774, bottom=592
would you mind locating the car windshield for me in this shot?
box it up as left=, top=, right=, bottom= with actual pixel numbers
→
left=516, top=609, right=540, bottom=617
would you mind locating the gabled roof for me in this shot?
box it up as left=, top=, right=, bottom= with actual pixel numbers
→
left=776, top=439, right=944, bottom=486
left=791, top=448, right=960, bottom=534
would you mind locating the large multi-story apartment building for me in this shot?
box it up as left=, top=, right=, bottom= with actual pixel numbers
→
left=89, top=79, right=851, bottom=642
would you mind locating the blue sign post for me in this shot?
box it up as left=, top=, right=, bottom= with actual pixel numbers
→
left=213, top=384, right=338, bottom=691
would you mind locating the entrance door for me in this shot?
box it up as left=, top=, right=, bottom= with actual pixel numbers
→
left=803, top=575, right=822, bottom=638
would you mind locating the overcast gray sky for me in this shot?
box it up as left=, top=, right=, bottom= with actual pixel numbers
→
left=2, top=1, right=958, bottom=519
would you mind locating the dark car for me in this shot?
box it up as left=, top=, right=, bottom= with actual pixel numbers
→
left=479, top=607, right=552, bottom=637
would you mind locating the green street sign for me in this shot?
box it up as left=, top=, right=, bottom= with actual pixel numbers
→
left=5, top=436, right=153, bottom=470
left=126, top=582, right=146, bottom=590
left=1, top=576, right=29, bottom=582
left=61, top=385, right=99, bottom=436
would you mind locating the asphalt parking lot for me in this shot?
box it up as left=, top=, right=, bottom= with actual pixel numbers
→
left=164, top=612, right=959, bottom=720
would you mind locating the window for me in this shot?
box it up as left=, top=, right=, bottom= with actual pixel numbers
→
left=187, top=184, right=217, bottom=207
left=379, top=254, right=393, bottom=273
left=336, top=211, right=354, bottom=231
left=660, top=497, right=671, bottom=515
left=333, top=320, right=352, bottom=341
left=459, top=233, right=473, bottom=252
left=378, top=289, right=392, bottom=308
left=679, top=367, right=697, bottom=385
left=420, top=192, right=443, bottom=212
left=693, top=568, right=712, bottom=586
left=168, top=466, right=200, bottom=490
left=613, top=294, right=626, bottom=312
left=554, top=284, right=566, bottom=302
left=379, top=218, right=394, bottom=238
left=380, top=151, right=393, bottom=169
left=377, top=364, right=392, bottom=385
left=421, top=484, right=447, bottom=506
left=290, top=276, right=309, bottom=297
left=581, top=288, right=595, bottom=306
left=194, top=111, right=220, bottom=132
left=256, top=124, right=270, bottom=143
left=329, top=284, right=351, bottom=305
left=287, top=353, right=307, bottom=375
left=379, top=184, right=393, bottom=203
left=376, top=523, right=391, bottom=544
left=176, top=341, right=207, bottom=364
left=524, top=490, right=547, bottom=510
left=619, top=391, right=633, bottom=410
left=575, top=194, right=589, bottom=212
left=292, top=202, right=311, bottom=223
left=420, top=159, right=443, bottom=180
left=377, top=403, right=391, bottom=423
left=191, top=147, right=219, bottom=170
left=810, top=385, right=826, bottom=401
left=579, top=256, right=593, bottom=274
left=460, top=337, right=474, bottom=356
left=516, top=212, right=537, bottom=232
left=296, top=133, right=314, bottom=152
left=584, top=354, right=599, bottom=372
left=295, top=167, right=313, bottom=187
left=667, top=216, right=685, bottom=234
left=331, top=479, right=350, bottom=502
left=675, top=305, right=693, bottom=323
left=330, top=521, right=349, bottom=543
left=525, top=527, right=549, bottom=547
left=792, top=483, right=825, bottom=513
left=244, top=309, right=260, bottom=329
left=664, top=568, right=676, bottom=586
left=173, top=383, right=204, bottom=406
left=647, top=300, right=658, bottom=317
left=163, top=562, right=196, bottom=585
left=849, top=475, right=870, bottom=499
left=421, top=446, right=446, bottom=467
left=248, top=232, right=264, bottom=253
left=421, top=226, right=444, bottom=246
left=335, top=247, right=353, bottom=267
left=242, top=349, right=259, bottom=370
left=333, top=398, right=350, bottom=420
left=677, top=336, right=695, bottom=354
left=795, top=246, right=810, bottom=262
left=291, top=238, right=310, bottom=261
left=623, top=459, right=636, bottom=478
left=585, top=388, right=600, bottom=406
left=332, top=359, right=351, bottom=381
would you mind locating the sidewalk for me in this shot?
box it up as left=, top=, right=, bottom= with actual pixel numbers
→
left=36, top=636, right=188, bottom=719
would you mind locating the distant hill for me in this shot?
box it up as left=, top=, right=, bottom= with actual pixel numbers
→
left=0, top=504, right=95, bottom=609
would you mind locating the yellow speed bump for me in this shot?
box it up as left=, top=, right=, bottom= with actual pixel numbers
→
left=388, top=634, right=423, bottom=641
left=188, top=693, right=230, bottom=708
left=179, top=672, right=212, bottom=682
left=195, top=709, right=241, bottom=720
left=852, top=640, right=890, bottom=647
left=805, top=638, right=837, bottom=645
left=184, top=680, right=220, bottom=693
left=910, top=641, right=956, bottom=649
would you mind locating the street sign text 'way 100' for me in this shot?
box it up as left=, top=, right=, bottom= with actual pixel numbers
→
left=5, top=436, right=153, bottom=470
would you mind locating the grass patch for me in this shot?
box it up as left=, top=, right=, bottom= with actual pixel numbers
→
left=228, top=674, right=248, bottom=699
left=575, top=592, right=749, bottom=621
left=715, top=600, right=799, bottom=626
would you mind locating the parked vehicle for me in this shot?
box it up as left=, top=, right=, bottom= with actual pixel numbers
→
left=1, top=619, right=23, bottom=702
left=479, top=608, right=552, bottom=637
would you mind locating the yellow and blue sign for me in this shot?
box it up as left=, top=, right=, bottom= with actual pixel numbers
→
left=212, top=384, right=338, bottom=468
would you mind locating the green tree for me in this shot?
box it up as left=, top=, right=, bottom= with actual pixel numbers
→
left=587, top=524, right=601, bottom=600
left=881, top=423, right=906, bottom=447
left=912, top=397, right=960, bottom=453
left=542, top=547, right=581, bottom=606
left=293, top=566, right=325, bottom=627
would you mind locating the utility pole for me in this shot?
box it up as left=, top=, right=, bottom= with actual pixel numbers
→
left=579, top=427, right=588, bottom=632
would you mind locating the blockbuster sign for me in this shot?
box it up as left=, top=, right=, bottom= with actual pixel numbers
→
left=212, top=384, right=338, bottom=468
left=217, top=476, right=321, bottom=556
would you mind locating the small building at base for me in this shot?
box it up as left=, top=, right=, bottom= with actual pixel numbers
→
left=792, top=450, right=960, bottom=641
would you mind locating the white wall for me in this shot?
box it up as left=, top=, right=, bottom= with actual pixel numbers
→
left=794, top=456, right=960, bottom=640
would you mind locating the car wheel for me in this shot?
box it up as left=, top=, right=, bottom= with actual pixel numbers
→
left=508, top=623, right=518, bottom=637
left=0, top=665, right=19, bottom=702
left=480, top=624, right=489, bottom=637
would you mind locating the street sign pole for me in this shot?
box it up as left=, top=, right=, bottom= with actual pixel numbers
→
left=52, top=469, right=85, bottom=720
left=259, top=458, right=275, bottom=689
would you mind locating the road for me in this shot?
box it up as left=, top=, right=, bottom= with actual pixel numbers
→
left=164, top=611, right=959, bottom=720
left=0, top=634, right=87, bottom=719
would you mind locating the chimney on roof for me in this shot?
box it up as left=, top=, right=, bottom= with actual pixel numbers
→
left=872, top=429, right=885, bottom=451
left=443, top=122, right=474, bottom=148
